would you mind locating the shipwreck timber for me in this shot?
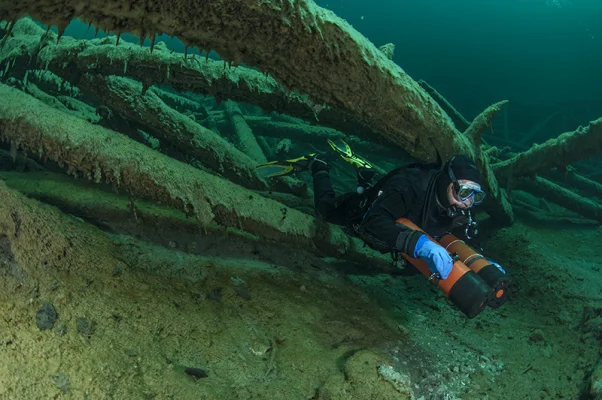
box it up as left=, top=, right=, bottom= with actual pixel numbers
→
left=0, top=6, right=514, bottom=224
left=0, top=83, right=393, bottom=268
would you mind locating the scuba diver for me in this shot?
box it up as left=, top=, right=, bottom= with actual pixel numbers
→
left=256, top=139, right=506, bottom=281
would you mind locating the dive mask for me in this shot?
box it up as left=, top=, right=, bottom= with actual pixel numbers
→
left=454, top=181, right=486, bottom=205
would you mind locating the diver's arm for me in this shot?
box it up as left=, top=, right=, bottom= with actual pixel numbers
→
left=359, top=182, right=454, bottom=278
left=359, top=212, right=424, bottom=255
left=358, top=179, right=423, bottom=255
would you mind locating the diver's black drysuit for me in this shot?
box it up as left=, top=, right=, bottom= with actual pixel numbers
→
left=311, top=163, right=471, bottom=256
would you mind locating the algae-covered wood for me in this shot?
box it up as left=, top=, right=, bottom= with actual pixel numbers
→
left=0, top=83, right=390, bottom=266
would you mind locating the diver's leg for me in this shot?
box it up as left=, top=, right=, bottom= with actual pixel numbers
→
left=312, top=168, right=335, bottom=213
left=312, top=166, right=354, bottom=225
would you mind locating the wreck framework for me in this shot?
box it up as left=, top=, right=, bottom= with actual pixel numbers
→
left=0, top=11, right=600, bottom=262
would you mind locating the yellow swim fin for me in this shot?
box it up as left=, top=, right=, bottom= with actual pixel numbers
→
left=256, top=153, right=317, bottom=178
left=327, top=138, right=374, bottom=170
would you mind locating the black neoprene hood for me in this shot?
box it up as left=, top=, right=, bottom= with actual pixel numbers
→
left=448, top=155, right=481, bottom=186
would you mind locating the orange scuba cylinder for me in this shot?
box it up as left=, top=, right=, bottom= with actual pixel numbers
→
left=396, top=218, right=493, bottom=318
left=438, top=234, right=510, bottom=308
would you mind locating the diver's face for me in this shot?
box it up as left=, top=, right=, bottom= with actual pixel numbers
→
left=446, top=179, right=479, bottom=209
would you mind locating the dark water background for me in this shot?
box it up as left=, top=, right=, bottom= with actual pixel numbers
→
left=318, top=0, right=602, bottom=125
left=55, top=0, right=601, bottom=143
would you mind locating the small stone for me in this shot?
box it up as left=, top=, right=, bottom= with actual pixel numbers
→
left=377, top=364, right=413, bottom=395
left=112, top=266, right=121, bottom=276
left=207, top=288, right=223, bottom=301
left=556, top=310, right=572, bottom=325
left=235, top=286, right=251, bottom=300
left=36, top=302, right=58, bottom=331
left=587, top=359, right=602, bottom=397
left=542, top=344, right=553, bottom=358
left=55, top=322, right=67, bottom=337
left=76, top=317, right=94, bottom=336
left=528, top=329, right=545, bottom=343
left=230, top=276, right=245, bottom=287
left=397, top=324, right=409, bottom=336
left=51, top=374, right=70, bottom=393
left=125, top=348, right=138, bottom=357
left=185, top=367, right=208, bottom=380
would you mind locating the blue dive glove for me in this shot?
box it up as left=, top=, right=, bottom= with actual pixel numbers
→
left=488, top=260, right=506, bottom=274
left=414, top=235, right=453, bottom=279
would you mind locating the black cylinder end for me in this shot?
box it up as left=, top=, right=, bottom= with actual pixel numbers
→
left=448, top=271, right=493, bottom=319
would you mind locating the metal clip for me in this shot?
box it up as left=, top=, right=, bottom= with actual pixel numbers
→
left=465, top=210, right=479, bottom=239
left=428, top=272, right=441, bottom=286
